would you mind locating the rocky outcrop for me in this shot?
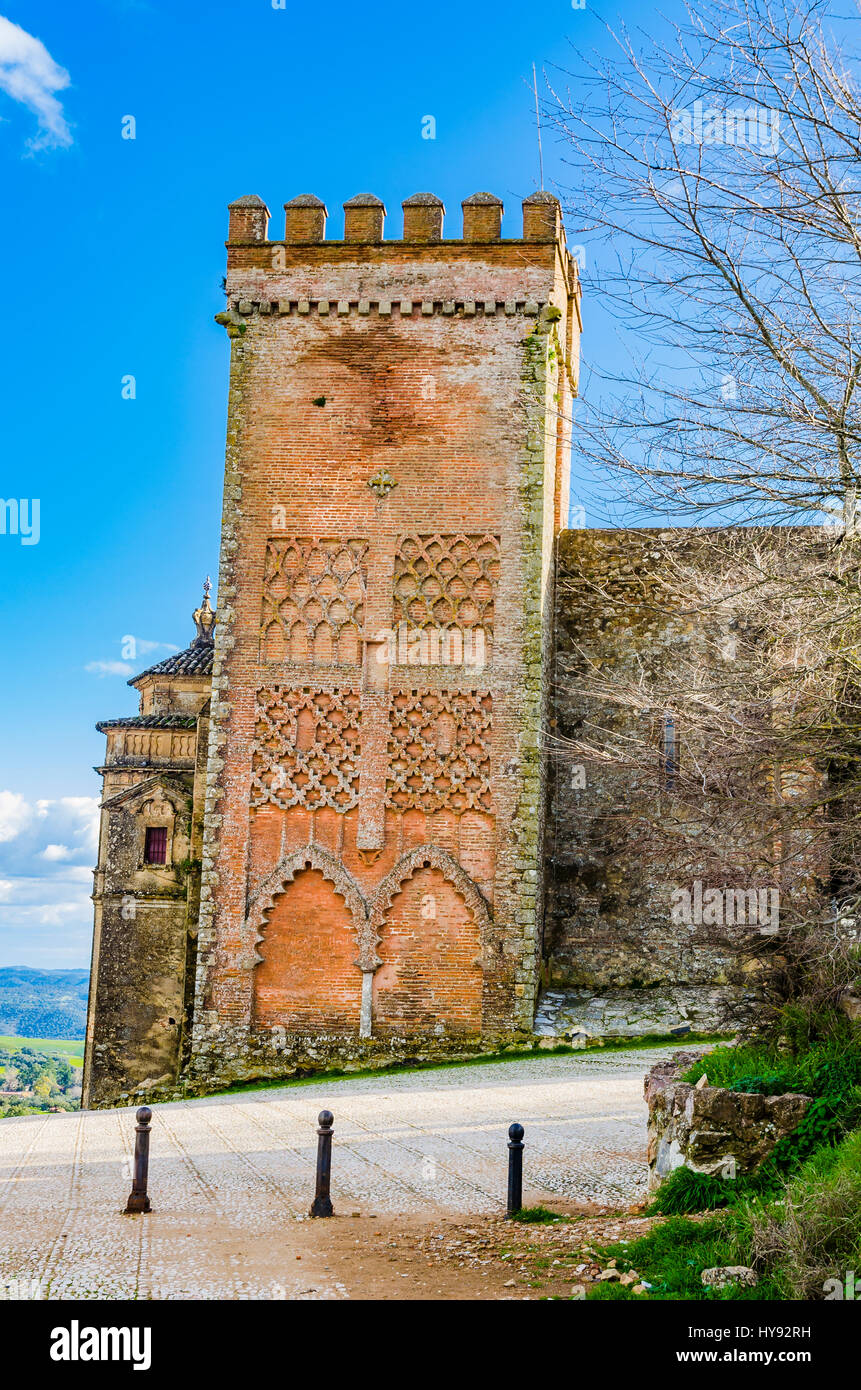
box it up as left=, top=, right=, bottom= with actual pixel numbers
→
left=646, top=1052, right=811, bottom=1189
left=534, top=985, right=740, bottom=1040
left=840, top=988, right=861, bottom=1023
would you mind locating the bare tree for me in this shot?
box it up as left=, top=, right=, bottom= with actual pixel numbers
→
left=549, top=0, right=861, bottom=530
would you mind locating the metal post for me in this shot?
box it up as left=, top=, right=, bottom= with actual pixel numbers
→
left=124, top=1106, right=153, bottom=1214
left=310, top=1109, right=334, bottom=1218
left=506, top=1122, right=524, bottom=1217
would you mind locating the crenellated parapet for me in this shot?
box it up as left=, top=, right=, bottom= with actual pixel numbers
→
left=227, top=188, right=574, bottom=247
left=218, top=188, right=582, bottom=370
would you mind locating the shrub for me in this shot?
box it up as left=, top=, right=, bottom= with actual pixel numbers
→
left=652, top=1041, right=861, bottom=1215
left=745, top=1129, right=861, bottom=1299
left=589, top=1215, right=777, bottom=1301
left=650, top=1166, right=781, bottom=1215
left=683, top=1038, right=861, bottom=1097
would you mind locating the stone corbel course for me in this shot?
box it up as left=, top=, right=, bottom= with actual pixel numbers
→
left=645, top=1052, right=812, bottom=1190
left=228, top=297, right=544, bottom=320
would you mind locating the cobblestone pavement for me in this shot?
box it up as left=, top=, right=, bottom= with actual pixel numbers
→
left=0, top=1046, right=677, bottom=1299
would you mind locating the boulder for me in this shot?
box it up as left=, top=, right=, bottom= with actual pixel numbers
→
left=840, top=989, right=861, bottom=1023
left=701, top=1266, right=756, bottom=1289
left=646, top=1051, right=812, bottom=1189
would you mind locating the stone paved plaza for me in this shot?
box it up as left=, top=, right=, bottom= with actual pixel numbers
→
left=0, top=1046, right=676, bottom=1299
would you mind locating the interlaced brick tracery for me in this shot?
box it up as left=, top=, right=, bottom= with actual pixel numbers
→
left=250, top=686, right=361, bottom=811
left=393, top=534, right=500, bottom=660
left=386, top=690, right=492, bottom=814
left=260, top=537, right=368, bottom=664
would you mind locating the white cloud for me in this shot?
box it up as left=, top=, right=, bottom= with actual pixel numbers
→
left=89, top=638, right=180, bottom=676
left=0, top=15, right=72, bottom=151
left=29, top=897, right=89, bottom=927
left=0, top=794, right=99, bottom=868
left=130, top=638, right=180, bottom=657
left=85, top=660, right=136, bottom=678
left=0, top=790, right=33, bottom=843
left=0, top=795, right=99, bottom=965
left=39, top=796, right=98, bottom=817
left=0, top=875, right=93, bottom=930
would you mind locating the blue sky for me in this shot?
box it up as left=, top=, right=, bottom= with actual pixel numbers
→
left=0, top=0, right=667, bottom=968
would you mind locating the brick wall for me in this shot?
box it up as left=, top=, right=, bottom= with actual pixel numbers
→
left=189, top=190, right=580, bottom=1087
left=252, top=868, right=363, bottom=1033
left=372, top=867, right=483, bottom=1036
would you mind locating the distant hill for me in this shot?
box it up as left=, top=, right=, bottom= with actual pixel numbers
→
left=0, top=968, right=88, bottom=1041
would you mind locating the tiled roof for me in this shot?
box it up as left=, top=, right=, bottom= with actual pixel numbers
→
left=96, top=714, right=198, bottom=733
left=129, top=641, right=215, bottom=684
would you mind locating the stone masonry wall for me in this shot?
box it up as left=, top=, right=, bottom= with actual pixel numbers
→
left=645, top=1052, right=811, bottom=1188
left=543, top=528, right=826, bottom=1036
left=84, top=773, right=195, bottom=1106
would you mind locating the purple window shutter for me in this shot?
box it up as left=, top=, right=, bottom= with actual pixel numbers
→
left=145, top=826, right=168, bottom=865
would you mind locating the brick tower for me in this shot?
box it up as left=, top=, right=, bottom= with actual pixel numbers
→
left=188, top=187, right=580, bottom=1087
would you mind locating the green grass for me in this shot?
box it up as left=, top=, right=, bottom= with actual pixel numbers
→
left=636, top=1028, right=861, bottom=1296
left=615, top=1126, right=861, bottom=1301
left=509, top=1206, right=570, bottom=1225
left=586, top=1215, right=779, bottom=1301
left=651, top=1036, right=861, bottom=1217
left=745, top=1126, right=861, bottom=1299
left=0, top=1036, right=84, bottom=1067
left=682, top=1038, right=861, bottom=1097
left=650, top=1165, right=780, bottom=1215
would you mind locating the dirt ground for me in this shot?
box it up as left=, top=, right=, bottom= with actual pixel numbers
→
left=256, top=1203, right=657, bottom=1300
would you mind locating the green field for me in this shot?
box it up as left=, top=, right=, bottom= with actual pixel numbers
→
left=0, top=1036, right=85, bottom=1067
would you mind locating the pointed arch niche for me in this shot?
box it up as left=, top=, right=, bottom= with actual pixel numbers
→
left=369, top=847, right=490, bottom=1038
left=249, top=848, right=366, bottom=1035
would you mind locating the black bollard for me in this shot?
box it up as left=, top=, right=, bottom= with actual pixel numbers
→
left=506, top=1122, right=524, bottom=1217
left=310, top=1109, right=334, bottom=1218
left=124, top=1106, right=153, bottom=1214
